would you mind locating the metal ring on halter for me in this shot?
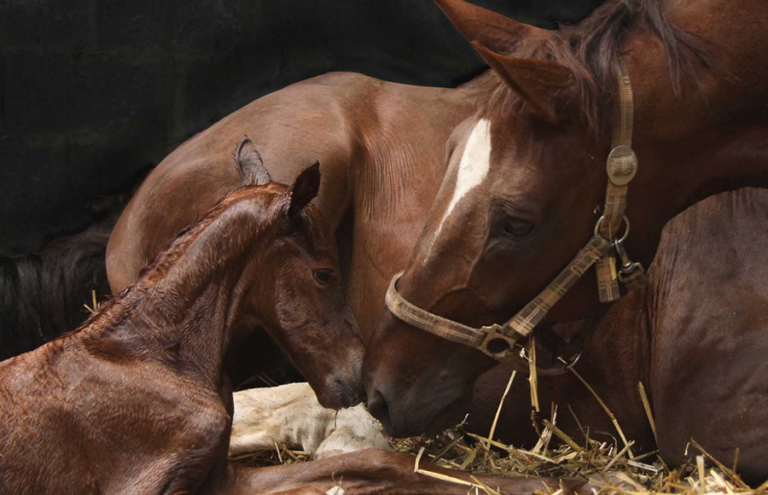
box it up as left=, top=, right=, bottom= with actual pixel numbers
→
left=593, top=215, right=630, bottom=243
left=564, top=350, right=582, bottom=370
left=557, top=351, right=583, bottom=371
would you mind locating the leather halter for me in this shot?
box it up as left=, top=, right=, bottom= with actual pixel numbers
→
left=385, top=61, right=647, bottom=374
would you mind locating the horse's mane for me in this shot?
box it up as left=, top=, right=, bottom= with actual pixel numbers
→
left=480, top=0, right=713, bottom=133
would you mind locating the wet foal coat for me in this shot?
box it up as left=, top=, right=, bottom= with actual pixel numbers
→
left=0, top=154, right=367, bottom=494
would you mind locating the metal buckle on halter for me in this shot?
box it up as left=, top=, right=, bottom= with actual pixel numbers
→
left=479, top=324, right=522, bottom=361
left=614, top=239, right=643, bottom=281
left=606, top=144, right=638, bottom=186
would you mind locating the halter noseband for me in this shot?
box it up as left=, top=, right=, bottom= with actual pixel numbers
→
left=385, top=61, right=647, bottom=374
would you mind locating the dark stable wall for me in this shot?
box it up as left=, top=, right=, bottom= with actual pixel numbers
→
left=0, top=0, right=603, bottom=256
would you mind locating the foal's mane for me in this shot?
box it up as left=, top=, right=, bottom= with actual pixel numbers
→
left=61, top=185, right=286, bottom=344
left=481, top=0, right=712, bottom=133
left=139, top=185, right=284, bottom=284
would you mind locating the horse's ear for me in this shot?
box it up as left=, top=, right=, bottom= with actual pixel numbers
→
left=434, top=0, right=553, bottom=53
left=473, top=41, right=574, bottom=124
left=287, top=162, right=321, bottom=217
left=235, top=138, right=272, bottom=187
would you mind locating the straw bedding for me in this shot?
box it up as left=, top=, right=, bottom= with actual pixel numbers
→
left=231, top=366, right=763, bottom=495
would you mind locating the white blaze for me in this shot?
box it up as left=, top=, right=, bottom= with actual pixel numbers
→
left=425, top=118, right=492, bottom=264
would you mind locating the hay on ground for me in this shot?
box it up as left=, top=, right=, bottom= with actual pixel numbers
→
left=231, top=370, right=760, bottom=495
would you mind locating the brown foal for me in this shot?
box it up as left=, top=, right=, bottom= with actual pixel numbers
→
left=0, top=143, right=365, bottom=494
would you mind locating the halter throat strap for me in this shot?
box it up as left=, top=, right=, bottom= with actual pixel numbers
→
left=385, top=60, right=646, bottom=373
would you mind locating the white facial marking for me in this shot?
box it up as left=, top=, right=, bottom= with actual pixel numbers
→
left=424, top=118, right=492, bottom=265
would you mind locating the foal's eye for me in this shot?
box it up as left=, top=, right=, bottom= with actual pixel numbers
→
left=504, top=219, right=535, bottom=237
left=313, top=269, right=334, bottom=285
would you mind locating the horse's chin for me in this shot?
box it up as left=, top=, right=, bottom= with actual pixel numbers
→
left=385, top=392, right=473, bottom=439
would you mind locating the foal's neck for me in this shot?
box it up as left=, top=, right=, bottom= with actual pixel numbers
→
left=156, top=203, right=271, bottom=383
left=92, top=195, right=272, bottom=386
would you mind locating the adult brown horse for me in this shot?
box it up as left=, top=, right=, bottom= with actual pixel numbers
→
left=0, top=143, right=585, bottom=495
left=364, top=0, right=768, bottom=442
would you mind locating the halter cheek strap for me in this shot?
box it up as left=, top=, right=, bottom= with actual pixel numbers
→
left=596, top=60, right=641, bottom=302
left=385, top=60, right=648, bottom=374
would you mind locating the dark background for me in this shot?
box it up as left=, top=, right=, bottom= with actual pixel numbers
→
left=0, top=0, right=602, bottom=256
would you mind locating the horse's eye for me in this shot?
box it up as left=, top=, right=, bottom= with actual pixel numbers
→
left=504, top=219, right=535, bottom=237
left=313, top=269, right=334, bottom=285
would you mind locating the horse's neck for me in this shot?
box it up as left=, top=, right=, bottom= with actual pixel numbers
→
left=624, top=0, right=768, bottom=264
left=340, top=82, right=476, bottom=337
left=629, top=0, right=768, bottom=136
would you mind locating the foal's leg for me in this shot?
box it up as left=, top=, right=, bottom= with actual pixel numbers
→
left=224, top=448, right=589, bottom=495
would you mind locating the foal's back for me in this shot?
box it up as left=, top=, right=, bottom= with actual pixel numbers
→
left=0, top=332, right=226, bottom=495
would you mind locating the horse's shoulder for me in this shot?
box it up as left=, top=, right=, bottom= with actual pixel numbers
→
left=650, top=188, right=768, bottom=304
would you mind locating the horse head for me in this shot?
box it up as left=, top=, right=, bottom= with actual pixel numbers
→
left=365, top=0, right=649, bottom=436
left=230, top=139, right=365, bottom=409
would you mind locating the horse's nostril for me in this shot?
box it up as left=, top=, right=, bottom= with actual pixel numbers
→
left=332, top=376, right=365, bottom=409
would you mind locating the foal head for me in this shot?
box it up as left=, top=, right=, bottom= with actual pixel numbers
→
left=228, top=139, right=365, bottom=409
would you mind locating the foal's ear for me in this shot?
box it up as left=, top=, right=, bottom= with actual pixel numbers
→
left=235, top=138, right=272, bottom=186
left=434, top=0, right=553, bottom=53
left=287, top=162, right=321, bottom=217
left=473, top=41, right=574, bottom=125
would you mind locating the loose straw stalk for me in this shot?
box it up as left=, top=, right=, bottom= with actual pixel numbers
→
left=528, top=338, right=540, bottom=413
left=637, top=381, right=657, bottom=443
left=569, top=366, right=634, bottom=459
left=413, top=447, right=500, bottom=495
left=84, top=289, right=99, bottom=314
left=486, top=370, right=517, bottom=449
left=689, top=438, right=749, bottom=489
